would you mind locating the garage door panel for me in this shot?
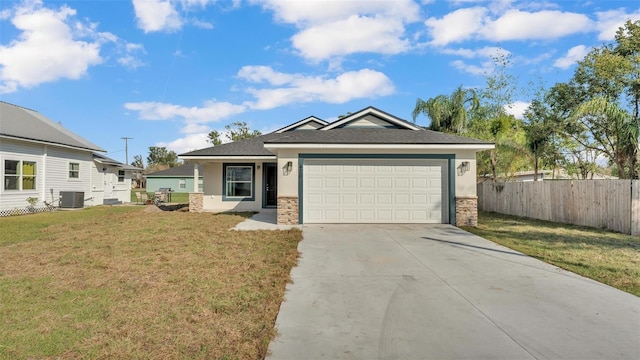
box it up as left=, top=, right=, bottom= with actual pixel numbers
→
left=303, top=159, right=448, bottom=223
left=325, top=193, right=340, bottom=204
left=395, top=194, right=410, bottom=204
left=395, top=177, right=410, bottom=187
left=342, top=177, right=357, bottom=188
left=360, top=177, right=375, bottom=188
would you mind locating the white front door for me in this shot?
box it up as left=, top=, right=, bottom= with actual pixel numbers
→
left=104, top=168, right=113, bottom=198
left=303, top=159, right=448, bottom=224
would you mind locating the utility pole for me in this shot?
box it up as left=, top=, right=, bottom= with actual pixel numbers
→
left=121, top=137, right=133, bottom=164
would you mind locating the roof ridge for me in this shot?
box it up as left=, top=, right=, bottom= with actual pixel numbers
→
left=0, top=100, right=38, bottom=113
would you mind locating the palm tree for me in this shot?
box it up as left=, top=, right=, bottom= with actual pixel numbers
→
left=412, top=85, right=479, bottom=134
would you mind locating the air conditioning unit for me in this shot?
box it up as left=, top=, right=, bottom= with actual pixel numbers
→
left=59, top=191, right=85, bottom=208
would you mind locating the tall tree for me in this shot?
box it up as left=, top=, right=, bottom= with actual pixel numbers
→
left=467, top=52, right=529, bottom=181
left=226, top=121, right=262, bottom=141
left=557, top=20, right=640, bottom=179
left=146, top=146, right=179, bottom=168
left=207, top=122, right=262, bottom=145
left=207, top=130, right=222, bottom=145
left=130, top=154, right=144, bottom=168
left=524, top=99, right=552, bottom=181
left=412, top=85, right=479, bottom=134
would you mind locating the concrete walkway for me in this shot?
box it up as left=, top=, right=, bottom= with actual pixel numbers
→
left=267, top=224, right=640, bottom=360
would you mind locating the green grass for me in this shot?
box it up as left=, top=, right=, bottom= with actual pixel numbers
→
left=130, top=189, right=190, bottom=203
left=463, top=211, right=640, bottom=297
left=0, top=206, right=302, bottom=359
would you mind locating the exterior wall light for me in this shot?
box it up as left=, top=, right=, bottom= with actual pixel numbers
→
left=462, top=161, right=470, bottom=172
left=283, top=161, right=293, bottom=175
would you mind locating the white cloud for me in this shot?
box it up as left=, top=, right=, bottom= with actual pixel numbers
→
left=441, top=46, right=510, bottom=59
left=256, top=0, right=419, bottom=26
left=0, top=0, right=144, bottom=93
left=292, top=15, right=410, bottom=61
left=426, top=7, right=593, bottom=45
left=451, top=59, right=494, bottom=75
left=238, top=66, right=395, bottom=110
left=156, top=132, right=210, bottom=155
left=553, top=45, right=590, bottom=69
left=191, top=18, right=214, bottom=29
left=481, top=10, right=592, bottom=41
left=124, top=100, right=247, bottom=125
left=595, top=9, right=640, bottom=41
left=255, top=0, right=420, bottom=61
left=132, top=0, right=182, bottom=33
left=0, top=1, right=103, bottom=93
left=425, top=7, right=488, bottom=46
left=132, top=0, right=223, bottom=33
left=505, top=101, right=530, bottom=119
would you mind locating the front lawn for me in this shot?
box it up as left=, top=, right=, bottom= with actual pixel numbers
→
left=463, top=211, right=640, bottom=297
left=0, top=206, right=302, bottom=359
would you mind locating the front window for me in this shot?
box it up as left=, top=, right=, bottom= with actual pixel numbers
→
left=179, top=179, right=186, bottom=189
left=118, top=170, right=125, bottom=182
left=224, top=164, right=254, bottom=200
left=69, top=162, right=79, bottom=179
left=4, top=160, right=36, bottom=191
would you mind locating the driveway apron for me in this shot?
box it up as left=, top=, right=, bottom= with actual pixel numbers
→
left=267, top=224, right=640, bottom=360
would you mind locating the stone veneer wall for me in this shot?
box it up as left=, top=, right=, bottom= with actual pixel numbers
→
left=189, top=192, right=203, bottom=213
left=277, top=196, right=299, bottom=225
left=455, top=196, right=478, bottom=227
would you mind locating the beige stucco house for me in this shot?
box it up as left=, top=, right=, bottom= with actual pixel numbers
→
left=180, top=107, right=494, bottom=226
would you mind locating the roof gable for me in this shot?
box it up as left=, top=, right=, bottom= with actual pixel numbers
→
left=321, top=106, right=421, bottom=131
left=0, top=101, right=105, bottom=152
left=275, top=116, right=328, bottom=133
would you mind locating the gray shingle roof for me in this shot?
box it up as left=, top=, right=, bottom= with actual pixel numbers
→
left=93, top=153, right=141, bottom=171
left=180, top=107, right=493, bottom=158
left=146, top=163, right=202, bottom=177
left=264, top=128, right=493, bottom=145
left=0, top=102, right=105, bottom=152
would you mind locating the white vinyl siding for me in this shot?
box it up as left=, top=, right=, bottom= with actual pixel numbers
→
left=303, top=159, right=447, bottom=224
left=0, top=139, right=93, bottom=209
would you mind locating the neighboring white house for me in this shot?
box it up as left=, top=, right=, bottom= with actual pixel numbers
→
left=181, top=107, right=494, bottom=226
left=0, top=101, right=138, bottom=213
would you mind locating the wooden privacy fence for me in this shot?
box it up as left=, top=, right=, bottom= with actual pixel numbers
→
left=477, top=180, right=640, bottom=236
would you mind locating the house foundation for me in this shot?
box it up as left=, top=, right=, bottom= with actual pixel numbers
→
left=455, top=196, right=478, bottom=227
left=277, top=196, right=299, bottom=225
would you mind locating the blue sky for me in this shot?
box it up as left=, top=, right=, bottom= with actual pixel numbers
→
left=1, top=0, right=638, bottom=165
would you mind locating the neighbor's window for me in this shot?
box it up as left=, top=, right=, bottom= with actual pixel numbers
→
left=224, top=164, right=254, bottom=200
left=179, top=179, right=186, bottom=189
left=69, top=162, right=79, bottom=179
left=117, top=170, right=125, bottom=182
left=4, top=160, right=36, bottom=191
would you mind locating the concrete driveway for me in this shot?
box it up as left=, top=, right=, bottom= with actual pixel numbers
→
left=267, top=224, right=640, bottom=360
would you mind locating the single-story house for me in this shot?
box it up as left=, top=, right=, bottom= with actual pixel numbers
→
left=180, top=107, right=494, bottom=226
left=146, top=163, right=203, bottom=193
left=0, top=101, right=138, bottom=212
